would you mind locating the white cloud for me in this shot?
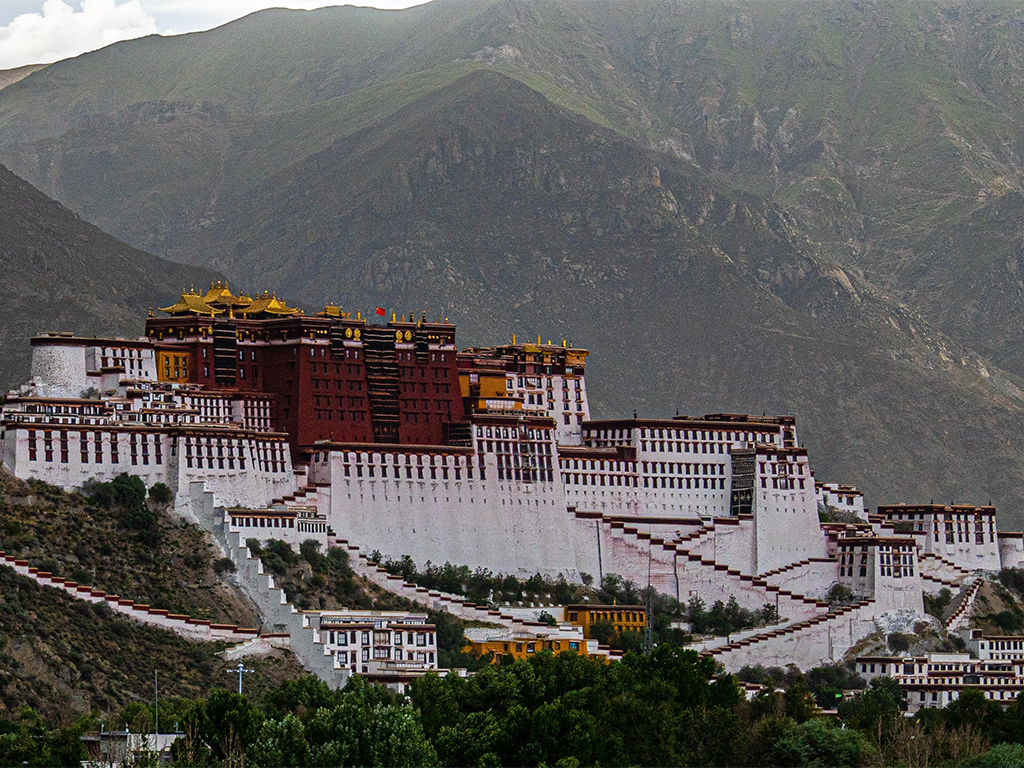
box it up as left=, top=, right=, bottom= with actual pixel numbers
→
left=0, top=0, right=431, bottom=70
left=0, top=0, right=157, bottom=68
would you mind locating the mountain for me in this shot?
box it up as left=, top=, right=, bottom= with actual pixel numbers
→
left=0, top=65, right=46, bottom=91
left=2, top=1, right=1024, bottom=519
left=0, top=164, right=220, bottom=390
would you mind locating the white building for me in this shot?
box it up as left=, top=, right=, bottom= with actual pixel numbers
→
left=309, top=609, right=438, bottom=675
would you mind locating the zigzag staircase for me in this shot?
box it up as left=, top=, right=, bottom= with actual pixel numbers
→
left=579, top=510, right=831, bottom=622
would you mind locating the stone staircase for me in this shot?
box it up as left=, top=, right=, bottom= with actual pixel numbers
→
left=920, top=572, right=961, bottom=590
left=702, top=599, right=877, bottom=671
left=578, top=510, right=830, bottom=622
left=335, top=538, right=622, bottom=660
left=918, top=552, right=976, bottom=584
left=221, top=526, right=347, bottom=687
left=944, top=577, right=984, bottom=631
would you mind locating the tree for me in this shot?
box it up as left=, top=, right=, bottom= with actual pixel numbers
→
left=201, top=689, right=264, bottom=765
left=838, top=677, right=905, bottom=748
left=771, top=718, right=877, bottom=767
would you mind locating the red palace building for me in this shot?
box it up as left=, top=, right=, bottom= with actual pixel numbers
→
left=146, top=283, right=468, bottom=453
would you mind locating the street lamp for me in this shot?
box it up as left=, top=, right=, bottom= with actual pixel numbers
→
left=228, top=662, right=254, bottom=695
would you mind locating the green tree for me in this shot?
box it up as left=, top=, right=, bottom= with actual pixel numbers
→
left=771, top=718, right=877, bottom=767
left=838, top=677, right=905, bottom=748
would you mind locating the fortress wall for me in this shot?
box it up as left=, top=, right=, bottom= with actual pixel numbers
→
left=873, top=569, right=926, bottom=615
left=711, top=518, right=756, bottom=574
left=754, top=484, right=827, bottom=575
left=6, top=429, right=171, bottom=489
left=1000, top=535, right=1024, bottom=569
left=0, top=554, right=258, bottom=643
left=767, top=560, right=837, bottom=600
left=323, top=451, right=579, bottom=577
left=928, top=537, right=1002, bottom=572
left=563, top=483, right=724, bottom=519
left=30, top=344, right=88, bottom=398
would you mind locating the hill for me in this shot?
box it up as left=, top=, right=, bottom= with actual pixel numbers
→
left=0, top=164, right=220, bottom=390
left=2, top=1, right=1024, bottom=518
left=0, top=470, right=308, bottom=719
left=0, top=65, right=46, bottom=91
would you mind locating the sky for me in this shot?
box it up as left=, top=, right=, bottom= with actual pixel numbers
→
left=0, top=0, right=427, bottom=69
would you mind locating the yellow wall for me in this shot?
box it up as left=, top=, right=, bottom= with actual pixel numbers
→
left=469, top=637, right=603, bottom=664
left=157, top=351, right=192, bottom=383
left=566, top=606, right=646, bottom=638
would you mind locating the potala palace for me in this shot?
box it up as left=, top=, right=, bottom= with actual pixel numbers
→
left=1, top=283, right=1018, bottom=679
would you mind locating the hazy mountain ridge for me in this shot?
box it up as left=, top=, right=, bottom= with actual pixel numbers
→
left=0, top=164, right=220, bottom=389
left=3, top=2, right=1024, bottom=517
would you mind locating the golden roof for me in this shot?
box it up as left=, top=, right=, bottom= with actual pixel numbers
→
left=159, top=288, right=223, bottom=316
left=238, top=290, right=301, bottom=317
left=202, top=280, right=251, bottom=308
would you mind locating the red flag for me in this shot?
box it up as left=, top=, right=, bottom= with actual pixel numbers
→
left=375, top=306, right=386, bottom=316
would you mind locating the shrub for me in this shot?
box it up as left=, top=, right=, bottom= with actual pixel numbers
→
left=888, top=632, right=911, bottom=653
left=924, top=587, right=953, bottom=619
left=212, top=557, right=236, bottom=576
left=827, top=583, right=854, bottom=606
left=300, top=539, right=325, bottom=572
left=149, top=483, right=173, bottom=505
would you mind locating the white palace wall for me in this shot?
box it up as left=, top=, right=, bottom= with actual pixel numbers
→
left=0, top=424, right=294, bottom=516
left=753, top=475, right=826, bottom=575
left=29, top=343, right=89, bottom=398
left=313, top=449, right=582, bottom=577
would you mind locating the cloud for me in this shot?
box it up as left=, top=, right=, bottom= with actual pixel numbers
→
left=0, top=0, right=157, bottom=69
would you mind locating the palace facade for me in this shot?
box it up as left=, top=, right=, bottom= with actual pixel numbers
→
left=3, top=284, right=1020, bottom=671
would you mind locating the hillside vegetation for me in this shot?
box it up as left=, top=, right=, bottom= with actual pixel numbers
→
left=0, top=566, right=304, bottom=721
left=4, top=1, right=1024, bottom=518
left=0, top=470, right=255, bottom=626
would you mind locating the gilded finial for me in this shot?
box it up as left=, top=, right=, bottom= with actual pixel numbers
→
left=512, top=333, right=516, bottom=344
left=392, top=311, right=397, bottom=322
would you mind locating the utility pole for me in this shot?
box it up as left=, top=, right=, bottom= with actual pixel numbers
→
left=228, top=663, right=254, bottom=695
left=154, top=672, right=159, bottom=735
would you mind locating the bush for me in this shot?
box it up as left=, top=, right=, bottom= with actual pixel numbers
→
left=212, top=557, right=236, bottom=576
left=827, top=583, right=854, bottom=606
left=888, top=632, right=911, bottom=653
left=149, top=483, right=173, bottom=505
left=924, top=587, right=952, bottom=619
left=300, top=539, right=325, bottom=572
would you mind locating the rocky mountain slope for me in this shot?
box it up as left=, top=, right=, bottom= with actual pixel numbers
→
left=0, top=164, right=219, bottom=390
left=2, top=1, right=1024, bottom=519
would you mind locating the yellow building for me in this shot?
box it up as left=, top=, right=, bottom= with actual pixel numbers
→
left=565, top=605, right=646, bottom=638
left=468, top=635, right=610, bottom=664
